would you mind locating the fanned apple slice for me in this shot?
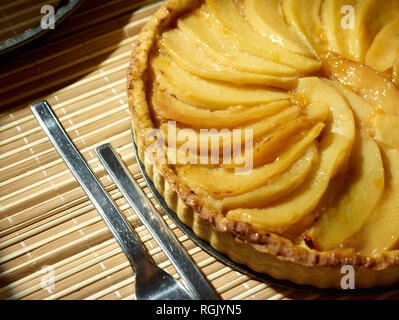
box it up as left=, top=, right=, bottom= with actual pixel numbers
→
left=328, top=81, right=399, bottom=151
left=151, top=90, right=291, bottom=128
left=297, top=78, right=356, bottom=140
left=282, top=0, right=325, bottom=57
left=297, top=78, right=355, bottom=177
left=226, top=134, right=351, bottom=234
left=205, top=0, right=321, bottom=73
left=321, top=0, right=374, bottom=61
left=160, top=29, right=297, bottom=87
left=346, top=0, right=399, bottom=63
left=226, top=77, right=355, bottom=234
left=338, top=0, right=370, bottom=62
left=308, top=129, right=384, bottom=251
left=322, top=53, right=399, bottom=116
left=220, top=143, right=318, bottom=211
left=178, top=10, right=297, bottom=76
left=163, top=146, right=218, bottom=167
left=151, top=56, right=288, bottom=109
left=242, top=0, right=312, bottom=56
left=177, top=123, right=324, bottom=199
left=226, top=117, right=315, bottom=168
left=321, top=0, right=350, bottom=58
left=358, top=0, right=399, bottom=56
left=373, top=115, right=399, bottom=151
left=366, top=17, right=399, bottom=72
left=350, top=149, right=399, bottom=255
left=328, top=81, right=375, bottom=129
left=321, top=0, right=381, bottom=62
left=160, top=106, right=301, bottom=152
left=305, top=102, right=331, bottom=123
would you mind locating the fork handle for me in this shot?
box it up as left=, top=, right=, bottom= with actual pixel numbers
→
left=30, top=100, right=154, bottom=274
left=95, top=145, right=218, bottom=300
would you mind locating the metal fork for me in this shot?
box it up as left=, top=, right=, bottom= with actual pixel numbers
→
left=96, top=144, right=218, bottom=300
left=30, top=100, right=207, bottom=300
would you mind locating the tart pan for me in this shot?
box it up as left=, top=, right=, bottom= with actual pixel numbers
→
left=0, top=0, right=84, bottom=57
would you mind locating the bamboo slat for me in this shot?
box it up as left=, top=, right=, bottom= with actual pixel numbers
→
left=0, top=0, right=398, bottom=300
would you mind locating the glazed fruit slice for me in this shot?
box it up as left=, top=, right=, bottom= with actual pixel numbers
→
left=305, top=101, right=331, bottom=123
left=339, top=0, right=370, bottom=62
left=308, top=129, right=384, bottom=251
left=226, top=77, right=355, bottom=234
left=219, top=144, right=318, bottom=210
left=177, top=123, right=324, bottom=199
left=346, top=0, right=399, bottom=64
left=321, top=0, right=378, bottom=62
left=362, top=0, right=399, bottom=50
left=152, top=56, right=289, bottom=108
left=373, top=115, right=399, bottom=151
left=242, top=0, right=312, bottom=56
left=160, top=106, right=302, bottom=152
left=151, top=90, right=291, bottom=128
left=227, top=117, right=315, bottom=168
left=349, top=148, right=399, bottom=254
left=328, top=81, right=375, bottom=130
left=321, top=0, right=350, bottom=58
left=160, top=28, right=297, bottom=87
left=322, top=53, right=399, bottom=116
left=205, top=0, right=321, bottom=73
left=366, top=17, right=399, bottom=72
left=226, top=134, right=351, bottom=234
left=177, top=10, right=297, bottom=76
left=298, top=78, right=355, bottom=140
left=282, top=0, right=325, bottom=56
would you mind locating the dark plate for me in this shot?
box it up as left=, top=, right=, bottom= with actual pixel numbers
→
left=0, top=0, right=84, bottom=57
left=130, top=126, right=398, bottom=297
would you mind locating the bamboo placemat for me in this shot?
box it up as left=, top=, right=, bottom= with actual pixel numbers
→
left=0, top=0, right=398, bottom=300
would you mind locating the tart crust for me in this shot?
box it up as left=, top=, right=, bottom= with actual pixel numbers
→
left=127, top=0, right=399, bottom=289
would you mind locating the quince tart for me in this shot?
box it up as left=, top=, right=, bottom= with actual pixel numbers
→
left=128, top=0, right=399, bottom=289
